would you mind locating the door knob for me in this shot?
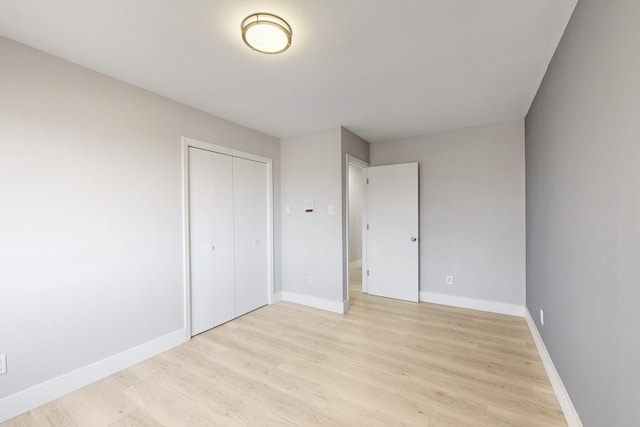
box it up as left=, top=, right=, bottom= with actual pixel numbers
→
left=411, top=237, right=417, bottom=242
left=208, top=244, right=215, bottom=251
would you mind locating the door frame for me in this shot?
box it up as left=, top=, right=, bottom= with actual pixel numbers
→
left=182, top=136, right=275, bottom=341
left=345, top=155, right=369, bottom=300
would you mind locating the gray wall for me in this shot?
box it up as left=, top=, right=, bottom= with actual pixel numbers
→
left=371, top=121, right=525, bottom=305
left=525, top=0, right=640, bottom=425
left=0, top=37, right=280, bottom=400
left=280, top=127, right=369, bottom=307
left=280, top=128, right=344, bottom=303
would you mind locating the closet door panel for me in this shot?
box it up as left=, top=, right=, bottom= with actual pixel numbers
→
left=189, top=148, right=235, bottom=335
left=233, top=157, right=269, bottom=317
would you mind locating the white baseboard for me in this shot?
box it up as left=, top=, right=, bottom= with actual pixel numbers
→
left=419, top=292, right=525, bottom=317
left=281, top=291, right=345, bottom=314
left=524, top=309, right=583, bottom=427
left=343, top=298, right=350, bottom=313
left=0, top=328, right=187, bottom=423
left=271, top=291, right=283, bottom=304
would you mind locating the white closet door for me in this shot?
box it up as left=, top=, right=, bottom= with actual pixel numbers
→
left=233, top=157, right=268, bottom=317
left=189, top=148, right=236, bottom=335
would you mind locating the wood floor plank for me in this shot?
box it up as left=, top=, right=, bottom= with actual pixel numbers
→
left=3, top=271, right=566, bottom=426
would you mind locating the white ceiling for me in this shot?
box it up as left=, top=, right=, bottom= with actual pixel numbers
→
left=0, top=0, right=577, bottom=143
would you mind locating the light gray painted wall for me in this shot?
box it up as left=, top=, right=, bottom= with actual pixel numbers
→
left=370, top=121, right=525, bottom=305
left=0, top=37, right=280, bottom=400
left=348, top=165, right=363, bottom=263
left=525, top=0, right=640, bottom=425
left=280, top=128, right=343, bottom=303
left=280, top=127, right=369, bottom=306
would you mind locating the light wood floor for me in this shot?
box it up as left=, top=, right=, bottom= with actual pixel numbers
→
left=5, top=270, right=566, bottom=426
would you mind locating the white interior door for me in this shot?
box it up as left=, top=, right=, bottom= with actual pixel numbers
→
left=366, top=163, right=419, bottom=302
left=189, top=148, right=236, bottom=335
left=233, top=157, right=269, bottom=317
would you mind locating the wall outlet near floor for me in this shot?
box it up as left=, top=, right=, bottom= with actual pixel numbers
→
left=0, top=354, right=6, bottom=375
left=446, top=275, right=454, bottom=285
left=307, top=275, right=313, bottom=285
left=540, top=309, right=544, bottom=326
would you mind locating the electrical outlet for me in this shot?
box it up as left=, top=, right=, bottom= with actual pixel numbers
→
left=446, top=275, right=454, bottom=285
left=307, top=275, right=313, bottom=285
left=540, top=309, right=544, bottom=326
left=0, top=354, right=6, bottom=375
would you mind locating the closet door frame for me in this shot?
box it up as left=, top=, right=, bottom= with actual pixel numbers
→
left=181, top=136, right=275, bottom=341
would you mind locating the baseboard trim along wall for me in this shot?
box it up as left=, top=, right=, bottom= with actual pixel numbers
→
left=419, top=291, right=526, bottom=317
left=524, top=308, right=583, bottom=427
left=0, top=329, right=187, bottom=423
left=281, top=291, right=345, bottom=314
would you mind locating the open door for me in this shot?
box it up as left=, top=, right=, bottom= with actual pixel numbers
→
left=366, top=163, right=419, bottom=302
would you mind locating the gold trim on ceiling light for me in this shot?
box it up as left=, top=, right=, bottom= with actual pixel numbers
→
left=241, top=13, right=292, bottom=54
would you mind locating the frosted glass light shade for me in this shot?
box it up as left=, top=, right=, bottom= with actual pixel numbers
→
left=241, top=13, right=292, bottom=54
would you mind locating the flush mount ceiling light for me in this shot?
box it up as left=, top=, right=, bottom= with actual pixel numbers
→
left=241, top=13, right=292, bottom=54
